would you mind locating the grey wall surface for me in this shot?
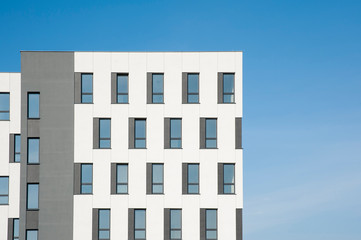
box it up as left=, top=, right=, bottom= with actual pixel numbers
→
left=20, top=51, right=74, bottom=240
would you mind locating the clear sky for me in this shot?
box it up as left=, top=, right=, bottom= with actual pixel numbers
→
left=1, top=0, right=361, bottom=239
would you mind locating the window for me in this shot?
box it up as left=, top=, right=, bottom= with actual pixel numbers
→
left=187, top=73, right=199, bottom=103
left=152, top=164, right=163, bottom=194
left=26, top=230, right=38, bottom=240
left=134, top=209, right=146, bottom=240
left=188, top=164, right=199, bottom=194
left=170, top=119, right=182, bottom=148
left=134, top=119, right=146, bottom=148
left=81, top=164, right=93, bottom=194
left=152, top=73, right=164, bottom=103
left=13, top=219, right=19, bottom=240
left=117, top=74, right=128, bottom=103
left=14, top=134, right=21, bottom=162
left=0, top=177, right=9, bottom=204
left=223, top=164, right=235, bottom=194
left=206, top=210, right=217, bottom=240
left=205, top=119, right=217, bottom=148
left=116, top=164, right=128, bottom=194
left=99, top=119, right=111, bottom=148
left=98, top=209, right=110, bottom=240
left=27, top=138, right=39, bottom=164
left=27, top=183, right=39, bottom=210
left=81, top=73, right=93, bottom=103
left=27, top=93, right=39, bottom=119
left=170, top=209, right=182, bottom=240
left=223, top=73, right=235, bottom=103
left=0, top=92, right=10, bottom=120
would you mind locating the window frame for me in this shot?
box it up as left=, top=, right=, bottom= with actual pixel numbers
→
left=27, top=138, right=40, bottom=164
left=222, top=73, right=235, bottom=103
left=0, top=92, right=10, bottom=121
left=223, top=164, right=235, bottom=194
left=14, top=134, right=21, bottom=163
left=27, top=92, right=40, bottom=119
left=170, top=118, right=182, bottom=149
left=116, top=164, right=128, bottom=194
left=134, top=119, right=146, bottom=149
left=151, top=163, right=164, bottom=194
left=187, top=163, right=199, bottom=194
left=205, top=118, right=217, bottom=149
left=98, top=209, right=110, bottom=240
left=134, top=209, right=146, bottom=240
left=187, top=73, right=199, bottom=103
left=26, top=230, right=38, bottom=240
left=81, top=73, right=93, bottom=103
left=80, top=164, right=93, bottom=194
left=99, top=118, right=111, bottom=149
left=205, top=209, right=218, bottom=240
left=13, top=218, right=19, bottom=240
left=170, top=209, right=182, bottom=240
left=116, top=73, right=129, bottom=103
left=0, top=176, right=9, bottom=205
left=27, top=183, right=39, bottom=210
left=151, top=73, right=164, bottom=103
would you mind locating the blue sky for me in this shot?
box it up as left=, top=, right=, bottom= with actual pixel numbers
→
left=1, top=0, right=361, bottom=239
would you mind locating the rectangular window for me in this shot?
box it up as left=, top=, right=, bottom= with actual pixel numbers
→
left=99, top=119, right=111, bottom=148
left=116, top=164, right=128, bottom=194
left=81, top=73, right=93, bottom=103
left=14, top=134, right=21, bottom=162
left=152, top=164, right=164, bottom=194
left=13, top=218, right=19, bottom=240
left=81, top=164, right=93, bottom=194
left=170, top=209, right=182, bottom=240
left=117, top=74, right=128, bottom=103
left=0, top=176, right=9, bottom=205
left=26, top=230, right=38, bottom=240
left=223, top=164, right=235, bottom=194
left=27, top=93, right=40, bottom=119
left=0, top=92, right=10, bottom=120
left=205, top=119, right=217, bottom=148
left=170, top=119, right=182, bottom=148
left=27, top=138, right=39, bottom=164
left=223, top=73, right=235, bottom=103
left=27, top=183, right=39, bottom=210
left=134, top=209, right=146, bottom=240
left=152, top=73, right=164, bottom=103
left=206, top=210, right=217, bottom=240
left=134, top=119, right=146, bottom=148
left=187, top=164, right=199, bottom=194
left=187, top=73, right=199, bottom=103
left=98, top=209, right=110, bottom=240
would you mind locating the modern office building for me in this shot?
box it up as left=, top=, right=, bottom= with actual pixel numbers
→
left=0, top=51, right=243, bottom=240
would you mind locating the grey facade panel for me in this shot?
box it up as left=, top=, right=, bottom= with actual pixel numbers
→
left=182, top=73, right=187, bottom=104
left=27, top=165, right=39, bottom=183
left=217, top=73, right=223, bottom=104
left=92, top=209, right=98, bottom=240
left=93, top=118, right=99, bottom=149
left=199, top=118, right=206, bottom=149
left=9, top=134, right=15, bottom=163
left=111, top=163, right=117, bottom=194
left=200, top=208, right=206, bottom=240
left=26, top=211, right=38, bottom=229
left=182, top=163, right=187, bottom=194
left=20, top=51, right=75, bottom=240
left=7, top=218, right=13, bottom=240
left=111, top=73, right=117, bottom=104
left=73, top=163, right=81, bottom=195
left=128, top=209, right=134, bottom=240
left=164, top=208, right=170, bottom=240
left=74, top=73, right=81, bottom=104
left=236, top=208, right=243, bottom=240
left=128, top=118, right=135, bottom=149
left=236, top=118, right=242, bottom=149
left=164, top=118, right=170, bottom=149
left=146, top=73, right=152, bottom=104
left=218, top=163, right=224, bottom=194
left=146, top=163, right=152, bottom=194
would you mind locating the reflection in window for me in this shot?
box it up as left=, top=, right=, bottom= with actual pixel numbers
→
left=223, top=164, right=235, bottom=194
left=28, top=93, right=39, bottom=119
left=135, top=119, right=146, bottom=148
left=152, top=164, right=163, bottom=194
left=99, top=119, right=111, bottom=148
left=98, top=209, right=110, bottom=240
left=170, top=209, right=182, bottom=240
left=187, top=74, right=199, bottom=103
left=27, top=138, right=39, bottom=164
left=205, top=119, right=217, bottom=148
left=206, top=209, right=217, bottom=240
left=116, top=164, right=128, bottom=194
left=134, top=209, right=146, bottom=240
left=81, top=164, right=92, bottom=194
left=152, top=74, right=164, bottom=103
left=170, top=119, right=182, bottom=148
left=223, top=73, right=235, bottom=103
left=27, top=183, right=39, bottom=210
left=117, top=74, right=128, bottom=103
left=0, top=177, right=9, bottom=205
left=187, top=164, right=199, bottom=194
left=0, top=93, right=10, bottom=120
left=81, top=74, right=93, bottom=103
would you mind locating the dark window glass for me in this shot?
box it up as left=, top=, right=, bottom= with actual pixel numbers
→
left=205, top=119, right=217, bottom=148
left=28, top=93, right=39, bottom=119
left=134, top=209, right=146, bottom=240
left=14, top=134, right=21, bottom=163
left=152, top=74, right=164, bottom=103
left=0, top=93, right=10, bottom=120
left=13, top=219, right=19, bottom=240
left=81, top=164, right=92, bottom=194
left=206, top=209, right=217, bottom=240
left=152, top=164, right=163, bottom=194
left=116, top=164, right=128, bottom=194
left=98, top=209, right=110, bottom=240
left=27, top=184, right=39, bottom=210
left=135, top=119, right=146, bottom=148
left=26, top=230, right=38, bottom=240
left=187, top=164, right=199, bottom=194
left=187, top=74, right=199, bottom=103
left=99, top=119, right=111, bottom=148
left=223, top=164, right=235, bottom=194
left=170, top=119, right=182, bottom=148
left=223, top=74, right=235, bottom=103
left=0, top=177, right=9, bottom=205
left=170, top=209, right=182, bottom=240
left=81, top=74, right=93, bottom=103
left=117, top=74, right=128, bottom=103
left=27, top=138, right=39, bottom=164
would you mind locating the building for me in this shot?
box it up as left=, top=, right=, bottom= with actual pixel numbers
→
left=0, top=51, right=243, bottom=240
